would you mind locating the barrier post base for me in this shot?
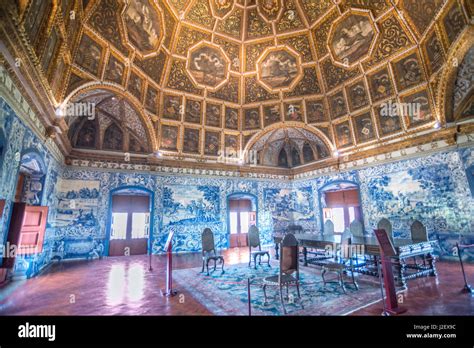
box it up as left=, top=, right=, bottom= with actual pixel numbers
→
left=382, top=307, right=407, bottom=316
left=161, top=289, right=178, bottom=297
left=461, top=284, right=473, bottom=294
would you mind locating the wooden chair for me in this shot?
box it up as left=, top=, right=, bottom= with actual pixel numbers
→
left=349, top=220, right=369, bottom=264
left=287, top=224, right=303, bottom=234
left=201, top=228, right=225, bottom=276
left=411, top=220, right=428, bottom=242
left=248, top=225, right=270, bottom=269
left=377, top=218, right=393, bottom=240
left=262, top=233, right=302, bottom=314
left=323, top=220, right=335, bottom=236
left=321, top=234, right=359, bottom=294
left=410, top=220, right=428, bottom=266
left=350, top=220, right=364, bottom=238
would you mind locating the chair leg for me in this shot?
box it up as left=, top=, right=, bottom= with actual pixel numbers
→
left=279, top=285, right=286, bottom=314
left=263, top=285, right=268, bottom=306
left=286, top=284, right=289, bottom=300
left=213, top=259, right=217, bottom=272
left=296, top=281, right=301, bottom=299
left=351, top=268, right=359, bottom=290
left=253, top=254, right=258, bottom=270
left=322, top=269, right=327, bottom=286
left=258, top=255, right=262, bottom=265
left=267, top=253, right=271, bottom=267
left=221, top=257, right=225, bottom=274
left=248, top=254, right=251, bottom=268
left=339, top=272, right=347, bottom=294
left=206, top=259, right=210, bottom=276
left=201, top=260, right=205, bottom=273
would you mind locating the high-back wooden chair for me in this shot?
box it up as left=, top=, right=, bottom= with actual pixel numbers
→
left=248, top=225, right=270, bottom=269
left=350, top=220, right=364, bottom=238
left=201, top=228, right=225, bottom=276
left=410, top=220, right=428, bottom=242
left=377, top=218, right=393, bottom=240
left=262, top=233, right=302, bottom=314
left=287, top=224, right=303, bottom=234
left=323, top=220, right=335, bottom=236
left=321, top=232, right=359, bottom=294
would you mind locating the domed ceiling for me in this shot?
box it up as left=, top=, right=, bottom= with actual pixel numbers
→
left=14, top=0, right=471, bottom=171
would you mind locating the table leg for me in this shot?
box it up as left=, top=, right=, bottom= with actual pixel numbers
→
left=428, top=252, right=438, bottom=277
left=394, top=258, right=407, bottom=289
left=275, top=243, right=279, bottom=260
left=303, top=247, right=308, bottom=266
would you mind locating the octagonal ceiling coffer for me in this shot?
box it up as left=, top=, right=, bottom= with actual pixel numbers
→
left=121, top=0, right=166, bottom=58
left=327, top=9, right=379, bottom=68
left=256, top=46, right=303, bottom=93
left=186, top=41, right=231, bottom=92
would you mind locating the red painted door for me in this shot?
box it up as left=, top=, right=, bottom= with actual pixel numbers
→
left=17, top=206, right=48, bottom=255
left=2, top=203, right=48, bottom=268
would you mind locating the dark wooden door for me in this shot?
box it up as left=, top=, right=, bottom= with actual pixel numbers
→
left=229, top=200, right=255, bottom=248
left=109, top=195, right=150, bottom=256
left=0, top=199, right=5, bottom=219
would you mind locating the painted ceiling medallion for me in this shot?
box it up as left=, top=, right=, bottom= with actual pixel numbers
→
left=186, top=41, right=231, bottom=91
left=328, top=10, right=378, bottom=68
left=257, top=46, right=303, bottom=92
left=209, top=0, right=235, bottom=19
left=121, top=0, right=165, bottom=58
left=256, top=0, right=284, bottom=22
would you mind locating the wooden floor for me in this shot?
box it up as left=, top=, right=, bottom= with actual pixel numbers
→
left=0, top=247, right=473, bottom=315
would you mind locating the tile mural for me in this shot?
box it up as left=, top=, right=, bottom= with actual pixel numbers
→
left=1, top=98, right=473, bottom=282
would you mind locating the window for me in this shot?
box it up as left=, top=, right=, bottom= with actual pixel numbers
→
left=331, top=208, right=345, bottom=233
left=348, top=207, right=356, bottom=224
left=229, top=212, right=238, bottom=234
left=240, top=212, right=250, bottom=234
left=111, top=213, right=127, bottom=240
left=131, top=213, right=150, bottom=239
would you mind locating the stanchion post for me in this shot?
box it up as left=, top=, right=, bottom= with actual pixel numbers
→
left=456, top=243, right=473, bottom=294
left=161, top=230, right=178, bottom=297
left=247, top=278, right=251, bottom=316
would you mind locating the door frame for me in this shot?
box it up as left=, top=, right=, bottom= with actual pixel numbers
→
left=105, top=186, right=154, bottom=257
left=226, top=192, right=258, bottom=248
left=318, top=180, right=364, bottom=233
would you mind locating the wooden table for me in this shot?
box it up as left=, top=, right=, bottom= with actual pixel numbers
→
left=273, top=233, right=437, bottom=289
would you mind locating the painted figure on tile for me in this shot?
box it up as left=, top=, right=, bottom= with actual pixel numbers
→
left=264, top=105, right=281, bottom=126
left=161, top=125, right=178, bottom=150
left=183, top=128, right=200, bottom=153
left=163, top=95, right=182, bottom=121
left=206, top=103, right=222, bottom=127
left=225, top=107, right=239, bottom=129
left=185, top=99, right=202, bottom=124
left=244, top=108, right=260, bottom=130
left=306, top=100, right=327, bottom=123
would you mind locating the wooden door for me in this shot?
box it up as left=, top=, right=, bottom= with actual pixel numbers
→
left=229, top=200, right=255, bottom=248
left=0, top=199, right=5, bottom=219
left=109, top=195, right=150, bottom=256
left=2, top=203, right=48, bottom=268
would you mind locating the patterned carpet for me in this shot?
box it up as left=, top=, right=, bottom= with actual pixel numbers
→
left=173, top=261, right=384, bottom=315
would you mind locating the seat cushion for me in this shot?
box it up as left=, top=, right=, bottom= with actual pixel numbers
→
left=322, top=262, right=346, bottom=271
left=203, top=255, right=224, bottom=261
left=263, top=274, right=296, bottom=285
left=251, top=251, right=269, bottom=256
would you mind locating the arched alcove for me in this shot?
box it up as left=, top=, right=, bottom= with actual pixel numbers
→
left=247, top=125, right=332, bottom=168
